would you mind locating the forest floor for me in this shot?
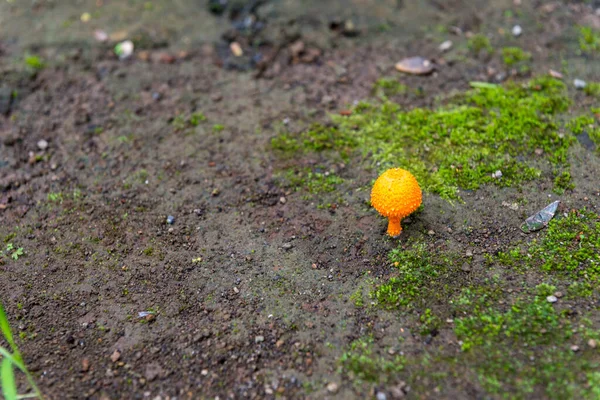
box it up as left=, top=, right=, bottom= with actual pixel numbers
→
left=1, top=0, right=600, bottom=399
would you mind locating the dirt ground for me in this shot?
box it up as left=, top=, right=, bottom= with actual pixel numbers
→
left=1, top=1, right=600, bottom=399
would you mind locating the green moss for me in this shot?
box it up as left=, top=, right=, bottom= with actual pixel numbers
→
left=24, top=55, right=45, bottom=70
left=371, top=243, right=470, bottom=310
left=579, top=26, right=600, bottom=53
left=535, top=283, right=557, bottom=297
left=567, top=115, right=595, bottom=135
left=372, top=78, right=407, bottom=98
left=271, top=123, right=357, bottom=160
left=553, top=170, right=574, bottom=194
left=373, top=244, right=438, bottom=308
left=468, top=34, right=494, bottom=56
left=499, top=210, right=600, bottom=296
left=454, top=296, right=599, bottom=399
left=189, top=112, right=206, bottom=126
left=350, top=288, right=364, bottom=307
left=172, top=112, right=207, bottom=130
left=584, top=82, right=600, bottom=97
left=339, top=336, right=405, bottom=383
left=530, top=210, right=600, bottom=290
left=272, top=77, right=575, bottom=199
left=419, top=308, right=442, bottom=335
left=277, top=167, right=344, bottom=195
left=212, top=124, right=225, bottom=132
left=502, top=47, right=532, bottom=66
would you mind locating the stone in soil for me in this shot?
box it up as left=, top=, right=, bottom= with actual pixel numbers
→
left=110, top=349, right=121, bottom=363
left=395, top=57, right=434, bottom=75
left=327, top=382, right=339, bottom=393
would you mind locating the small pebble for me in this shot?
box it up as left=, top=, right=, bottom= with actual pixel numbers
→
left=279, top=197, right=286, bottom=204
left=255, top=335, right=265, bottom=343
left=327, top=382, right=339, bottom=394
left=110, top=349, right=121, bottom=363
left=554, top=291, right=563, bottom=298
left=94, top=29, right=108, bottom=42
left=548, top=69, right=563, bottom=79
left=439, top=40, right=453, bottom=52
left=395, top=56, right=434, bottom=75
left=546, top=295, right=558, bottom=303
left=37, top=139, right=48, bottom=150
left=230, top=42, right=243, bottom=57
left=166, top=215, right=175, bottom=225
left=201, top=369, right=208, bottom=376
left=492, top=170, right=503, bottom=179
left=571, top=345, right=580, bottom=352
left=427, top=230, right=435, bottom=236
left=574, top=79, right=587, bottom=89
left=376, top=392, right=387, bottom=400
left=588, top=339, right=597, bottom=348
left=512, top=25, right=522, bottom=36
left=466, top=250, right=473, bottom=257
left=282, top=243, right=293, bottom=250
left=233, top=286, right=239, bottom=294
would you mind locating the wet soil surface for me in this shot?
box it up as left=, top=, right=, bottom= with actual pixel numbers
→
left=1, top=1, right=600, bottom=399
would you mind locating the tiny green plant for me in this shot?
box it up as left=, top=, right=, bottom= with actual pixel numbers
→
left=467, top=34, right=494, bottom=56
left=3, top=244, right=24, bottom=261
left=23, top=55, right=45, bottom=71
left=579, top=26, right=600, bottom=53
left=0, top=302, right=43, bottom=399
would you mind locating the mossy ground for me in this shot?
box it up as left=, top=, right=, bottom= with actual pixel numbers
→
left=2, top=0, right=600, bottom=398
left=271, top=71, right=600, bottom=399
left=271, top=76, right=598, bottom=199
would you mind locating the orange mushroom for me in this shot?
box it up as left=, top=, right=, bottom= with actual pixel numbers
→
left=371, top=168, right=422, bottom=237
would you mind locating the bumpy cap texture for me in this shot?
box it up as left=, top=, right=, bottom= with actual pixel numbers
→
left=371, top=168, right=422, bottom=218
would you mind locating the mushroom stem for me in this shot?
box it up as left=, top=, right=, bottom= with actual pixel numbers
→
left=387, top=217, right=402, bottom=237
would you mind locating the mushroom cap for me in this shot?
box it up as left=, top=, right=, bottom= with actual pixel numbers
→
left=371, top=168, right=422, bottom=218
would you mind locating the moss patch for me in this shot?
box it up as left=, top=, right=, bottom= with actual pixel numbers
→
left=502, top=47, right=531, bottom=66
left=372, top=78, right=408, bottom=98
left=371, top=243, right=502, bottom=313
left=454, top=295, right=600, bottom=399
left=279, top=77, right=573, bottom=199
left=271, top=123, right=357, bottom=161
left=276, top=167, right=344, bottom=195
left=339, top=336, right=405, bottom=384
left=503, top=210, right=600, bottom=297
left=579, top=26, right=600, bottom=53
left=468, top=34, right=494, bottom=56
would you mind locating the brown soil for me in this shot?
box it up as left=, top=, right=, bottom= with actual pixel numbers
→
left=0, top=1, right=599, bottom=399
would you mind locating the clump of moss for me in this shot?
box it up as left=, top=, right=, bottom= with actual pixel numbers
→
left=584, top=82, right=600, bottom=97
left=172, top=112, right=207, bottom=131
left=339, top=336, right=405, bottom=383
left=468, top=34, right=494, bottom=56
left=277, top=167, right=344, bottom=195
left=373, top=244, right=438, bottom=308
left=530, top=210, right=600, bottom=294
left=372, top=244, right=464, bottom=309
left=272, top=77, right=574, bottom=199
left=343, top=77, right=571, bottom=198
left=271, top=123, right=357, bottom=160
left=579, top=26, right=600, bottom=53
left=567, top=115, right=595, bottom=135
left=502, top=47, right=532, bottom=66
left=372, top=78, right=407, bottom=98
left=454, top=296, right=599, bottom=399
left=498, top=209, right=600, bottom=297
left=24, top=55, right=45, bottom=71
